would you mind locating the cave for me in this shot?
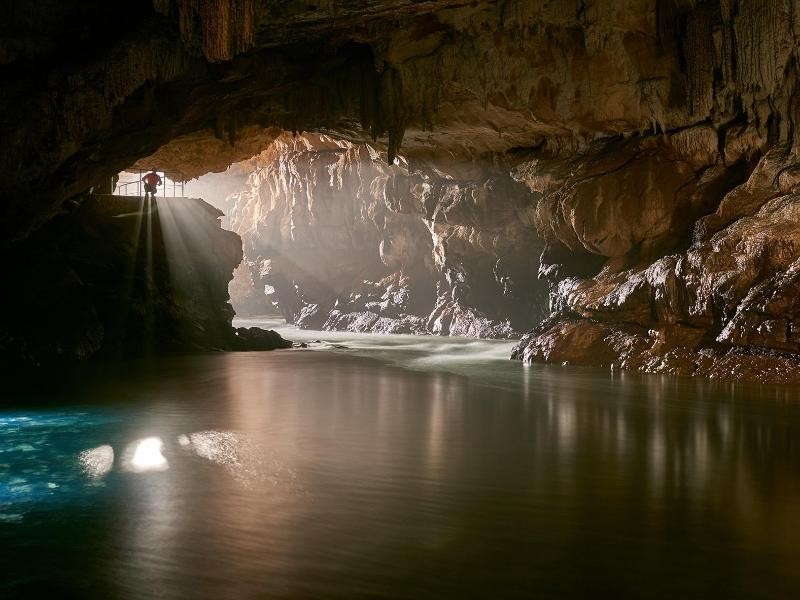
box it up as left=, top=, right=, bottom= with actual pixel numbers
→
left=3, top=2, right=800, bottom=598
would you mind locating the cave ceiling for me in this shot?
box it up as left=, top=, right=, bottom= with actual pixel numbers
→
left=2, top=0, right=799, bottom=241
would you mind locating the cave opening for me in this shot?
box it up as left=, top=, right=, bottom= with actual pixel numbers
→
left=124, top=131, right=552, bottom=342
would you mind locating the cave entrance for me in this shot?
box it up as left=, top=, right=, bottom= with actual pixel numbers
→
left=115, top=170, right=186, bottom=198
left=126, top=164, right=283, bottom=321
left=165, top=133, right=548, bottom=339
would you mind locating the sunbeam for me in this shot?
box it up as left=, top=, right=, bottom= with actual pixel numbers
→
left=143, top=196, right=155, bottom=353
left=156, top=198, right=211, bottom=307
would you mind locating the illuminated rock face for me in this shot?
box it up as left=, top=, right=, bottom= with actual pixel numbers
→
left=2, top=1, right=800, bottom=378
left=226, top=134, right=546, bottom=337
left=512, top=147, right=800, bottom=383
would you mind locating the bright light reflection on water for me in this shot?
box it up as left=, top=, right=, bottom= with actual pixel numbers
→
left=127, top=437, right=168, bottom=473
left=79, top=445, right=114, bottom=479
left=177, top=430, right=299, bottom=488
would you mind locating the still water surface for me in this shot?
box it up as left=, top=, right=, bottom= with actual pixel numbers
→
left=2, top=320, right=800, bottom=598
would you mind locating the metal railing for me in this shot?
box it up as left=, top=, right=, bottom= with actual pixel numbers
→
left=114, top=170, right=186, bottom=197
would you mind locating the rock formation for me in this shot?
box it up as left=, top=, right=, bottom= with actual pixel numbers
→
left=512, top=144, right=800, bottom=384
left=225, top=133, right=546, bottom=336
left=0, top=194, right=289, bottom=368
left=2, top=1, right=800, bottom=380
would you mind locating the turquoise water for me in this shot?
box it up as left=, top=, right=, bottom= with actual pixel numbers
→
left=2, top=323, right=800, bottom=598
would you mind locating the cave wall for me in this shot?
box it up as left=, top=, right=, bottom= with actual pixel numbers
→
left=512, top=144, right=800, bottom=383
left=225, top=133, right=546, bottom=337
left=494, top=0, right=800, bottom=382
left=0, top=194, right=266, bottom=368
left=3, top=1, right=800, bottom=378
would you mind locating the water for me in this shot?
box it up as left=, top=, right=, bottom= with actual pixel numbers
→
left=2, top=322, right=800, bottom=599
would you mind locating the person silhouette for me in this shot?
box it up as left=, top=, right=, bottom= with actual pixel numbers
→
left=141, top=170, right=162, bottom=200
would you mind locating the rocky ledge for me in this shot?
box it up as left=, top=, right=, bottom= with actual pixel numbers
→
left=512, top=147, right=800, bottom=384
left=0, top=194, right=289, bottom=369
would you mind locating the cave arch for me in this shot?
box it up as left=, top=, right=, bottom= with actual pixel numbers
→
left=3, top=1, right=800, bottom=380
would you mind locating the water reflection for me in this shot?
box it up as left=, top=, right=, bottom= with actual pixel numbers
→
left=177, top=430, right=298, bottom=489
left=79, top=445, right=114, bottom=479
left=126, top=437, right=168, bottom=473
left=2, top=345, right=800, bottom=598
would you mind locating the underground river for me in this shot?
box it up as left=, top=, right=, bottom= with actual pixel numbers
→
left=2, top=321, right=800, bottom=598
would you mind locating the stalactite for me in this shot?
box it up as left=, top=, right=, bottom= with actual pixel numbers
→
left=733, top=0, right=790, bottom=92
left=379, top=67, right=407, bottom=164
left=228, top=111, right=239, bottom=146
left=160, top=0, right=256, bottom=62
left=10, top=0, right=800, bottom=244
left=214, top=112, right=226, bottom=140
left=683, top=4, right=716, bottom=117
left=360, top=66, right=381, bottom=141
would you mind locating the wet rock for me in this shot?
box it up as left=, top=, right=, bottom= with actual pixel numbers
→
left=231, top=327, right=292, bottom=351
left=519, top=134, right=751, bottom=264
left=324, top=310, right=428, bottom=335
left=513, top=150, right=800, bottom=383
